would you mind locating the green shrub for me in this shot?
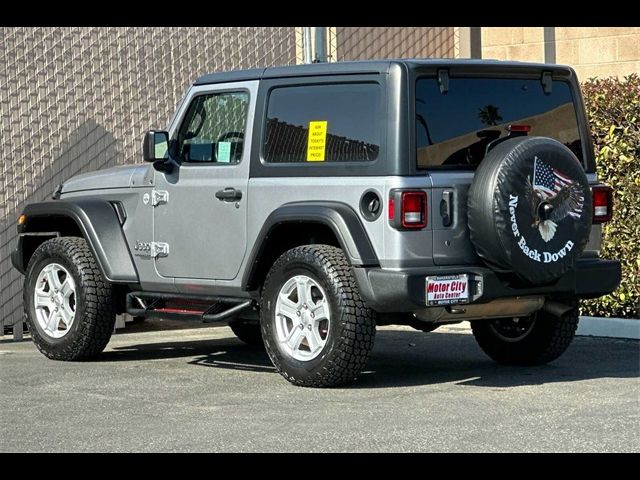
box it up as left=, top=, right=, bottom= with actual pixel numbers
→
left=580, top=74, right=640, bottom=319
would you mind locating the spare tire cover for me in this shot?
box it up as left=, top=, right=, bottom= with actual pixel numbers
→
left=468, top=136, right=592, bottom=285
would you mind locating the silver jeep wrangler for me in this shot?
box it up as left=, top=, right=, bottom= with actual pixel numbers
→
left=12, top=60, right=621, bottom=387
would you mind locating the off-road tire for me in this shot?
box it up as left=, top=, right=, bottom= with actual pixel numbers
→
left=24, top=237, right=115, bottom=360
left=471, top=305, right=579, bottom=366
left=260, top=245, right=376, bottom=387
left=229, top=318, right=264, bottom=347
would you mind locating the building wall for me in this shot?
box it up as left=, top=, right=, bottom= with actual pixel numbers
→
left=555, top=27, right=640, bottom=80
left=336, top=27, right=455, bottom=61
left=1, top=26, right=456, bottom=329
left=482, top=27, right=545, bottom=63
left=480, top=27, right=640, bottom=81
left=2, top=26, right=633, bottom=329
left=0, top=27, right=297, bottom=328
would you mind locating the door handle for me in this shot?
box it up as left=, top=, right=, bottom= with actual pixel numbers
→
left=215, top=188, right=242, bottom=202
left=440, top=190, right=453, bottom=227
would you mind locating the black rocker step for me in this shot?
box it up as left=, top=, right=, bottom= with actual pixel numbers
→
left=126, top=291, right=254, bottom=323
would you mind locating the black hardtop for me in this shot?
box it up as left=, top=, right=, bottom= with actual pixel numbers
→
left=193, top=59, right=575, bottom=86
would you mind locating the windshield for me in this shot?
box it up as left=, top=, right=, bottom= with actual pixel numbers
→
left=415, top=77, right=584, bottom=168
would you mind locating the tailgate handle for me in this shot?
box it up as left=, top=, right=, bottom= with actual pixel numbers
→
left=440, top=190, right=453, bottom=227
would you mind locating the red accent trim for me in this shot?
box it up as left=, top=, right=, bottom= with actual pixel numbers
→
left=154, top=307, right=205, bottom=315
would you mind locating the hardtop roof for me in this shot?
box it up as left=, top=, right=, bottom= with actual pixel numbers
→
left=193, top=59, right=574, bottom=86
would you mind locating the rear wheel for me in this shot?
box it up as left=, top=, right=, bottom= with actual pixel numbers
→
left=260, top=245, right=376, bottom=387
left=471, top=305, right=579, bottom=366
left=24, top=237, right=115, bottom=360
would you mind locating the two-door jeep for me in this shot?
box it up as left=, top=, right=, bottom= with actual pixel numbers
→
left=12, top=60, right=621, bottom=387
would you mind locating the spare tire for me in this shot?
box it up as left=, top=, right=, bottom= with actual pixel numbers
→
left=468, top=136, right=592, bottom=285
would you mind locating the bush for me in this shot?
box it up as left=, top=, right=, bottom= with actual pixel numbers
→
left=580, top=74, right=640, bottom=319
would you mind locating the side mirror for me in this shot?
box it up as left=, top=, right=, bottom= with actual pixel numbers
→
left=143, top=130, right=169, bottom=162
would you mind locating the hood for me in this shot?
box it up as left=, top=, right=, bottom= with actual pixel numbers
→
left=61, top=164, right=153, bottom=193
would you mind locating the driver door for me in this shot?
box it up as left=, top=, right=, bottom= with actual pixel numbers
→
left=153, top=82, right=256, bottom=281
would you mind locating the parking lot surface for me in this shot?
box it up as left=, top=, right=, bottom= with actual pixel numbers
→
left=1, top=322, right=638, bottom=452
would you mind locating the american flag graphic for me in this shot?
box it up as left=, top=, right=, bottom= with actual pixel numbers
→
left=532, top=156, right=583, bottom=219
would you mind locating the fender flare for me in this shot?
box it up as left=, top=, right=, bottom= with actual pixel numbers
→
left=15, top=199, right=138, bottom=283
left=242, top=201, right=379, bottom=290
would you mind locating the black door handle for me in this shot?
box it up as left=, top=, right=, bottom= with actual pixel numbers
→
left=215, top=188, right=242, bottom=202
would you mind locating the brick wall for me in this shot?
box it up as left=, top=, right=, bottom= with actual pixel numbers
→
left=0, top=27, right=297, bottom=328
left=336, top=27, right=455, bottom=61
left=1, top=27, right=457, bottom=329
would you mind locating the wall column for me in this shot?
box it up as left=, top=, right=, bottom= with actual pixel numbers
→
left=458, top=27, right=482, bottom=59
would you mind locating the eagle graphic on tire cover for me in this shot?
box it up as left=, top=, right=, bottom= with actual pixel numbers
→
left=525, top=156, right=585, bottom=242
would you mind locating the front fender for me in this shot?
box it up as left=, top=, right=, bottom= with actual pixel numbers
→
left=14, top=199, right=138, bottom=283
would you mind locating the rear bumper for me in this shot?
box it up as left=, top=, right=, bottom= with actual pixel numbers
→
left=353, top=258, right=621, bottom=312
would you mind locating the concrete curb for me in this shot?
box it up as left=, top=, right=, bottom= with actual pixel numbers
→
left=577, top=316, right=640, bottom=340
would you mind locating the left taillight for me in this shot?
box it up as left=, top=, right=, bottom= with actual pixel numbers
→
left=389, top=190, right=428, bottom=230
left=592, top=185, right=613, bottom=223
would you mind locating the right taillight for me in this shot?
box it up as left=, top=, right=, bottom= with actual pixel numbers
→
left=592, top=185, right=613, bottom=223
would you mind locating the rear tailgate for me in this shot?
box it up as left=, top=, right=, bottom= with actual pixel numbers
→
left=414, top=70, right=592, bottom=266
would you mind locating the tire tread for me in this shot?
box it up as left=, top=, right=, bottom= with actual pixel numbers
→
left=261, top=245, right=376, bottom=387
left=471, top=307, right=579, bottom=366
left=24, top=237, right=115, bottom=361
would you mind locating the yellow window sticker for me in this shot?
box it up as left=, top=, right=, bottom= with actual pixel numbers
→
left=307, top=121, right=327, bottom=162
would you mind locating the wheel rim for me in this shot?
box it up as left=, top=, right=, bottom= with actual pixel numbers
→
left=33, top=263, right=77, bottom=339
left=489, top=315, right=537, bottom=342
left=274, top=274, right=330, bottom=362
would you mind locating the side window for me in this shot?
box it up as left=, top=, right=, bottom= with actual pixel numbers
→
left=264, top=83, right=381, bottom=164
left=176, top=91, right=249, bottom=164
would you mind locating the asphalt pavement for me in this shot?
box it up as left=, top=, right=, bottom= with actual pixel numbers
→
left=1, top=321, right=638, bottom=452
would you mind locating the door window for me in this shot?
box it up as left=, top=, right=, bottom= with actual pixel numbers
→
left=176, top=91, right=249, bottom=164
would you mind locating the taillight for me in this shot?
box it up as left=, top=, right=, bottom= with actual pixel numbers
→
left=389, top=190, right=428, bottom=229
left=592, top=185, right=613, bottom=223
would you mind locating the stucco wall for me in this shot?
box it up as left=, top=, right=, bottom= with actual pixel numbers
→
left=480, top=27, right=640, bottom=80
left=555, top=27, right=640, bottom=80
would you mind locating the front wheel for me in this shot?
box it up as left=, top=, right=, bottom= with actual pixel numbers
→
left=24, top=237, right=116, bottom=361
left=229, top=318, right=264, bottom=347
left=471, top=305, right=579, bottom=366
left=260, top=245, right=376, bottom=387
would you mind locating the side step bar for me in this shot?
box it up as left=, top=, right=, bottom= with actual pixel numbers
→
left=126, top=291, right=254, bottom=323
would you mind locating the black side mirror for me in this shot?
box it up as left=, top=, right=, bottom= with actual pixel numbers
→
left=143, top=130, right=169, bottom=162
left=143, top=131, right=174, bottom=173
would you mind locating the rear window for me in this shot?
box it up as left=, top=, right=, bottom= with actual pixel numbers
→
left=416, top=77, right=584, bottom=168
left=264, top=83, right=381, bottom=164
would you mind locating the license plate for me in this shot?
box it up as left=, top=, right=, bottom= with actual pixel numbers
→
left=425, top=274, right=469, bottom=306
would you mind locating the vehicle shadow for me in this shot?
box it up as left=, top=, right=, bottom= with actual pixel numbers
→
left=103, top=337, right=276, bottom=374
left=103, top=328, right=640, bottom=389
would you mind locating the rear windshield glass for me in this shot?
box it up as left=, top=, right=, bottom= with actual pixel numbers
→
left=416, top=77, right=583, bottom=168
